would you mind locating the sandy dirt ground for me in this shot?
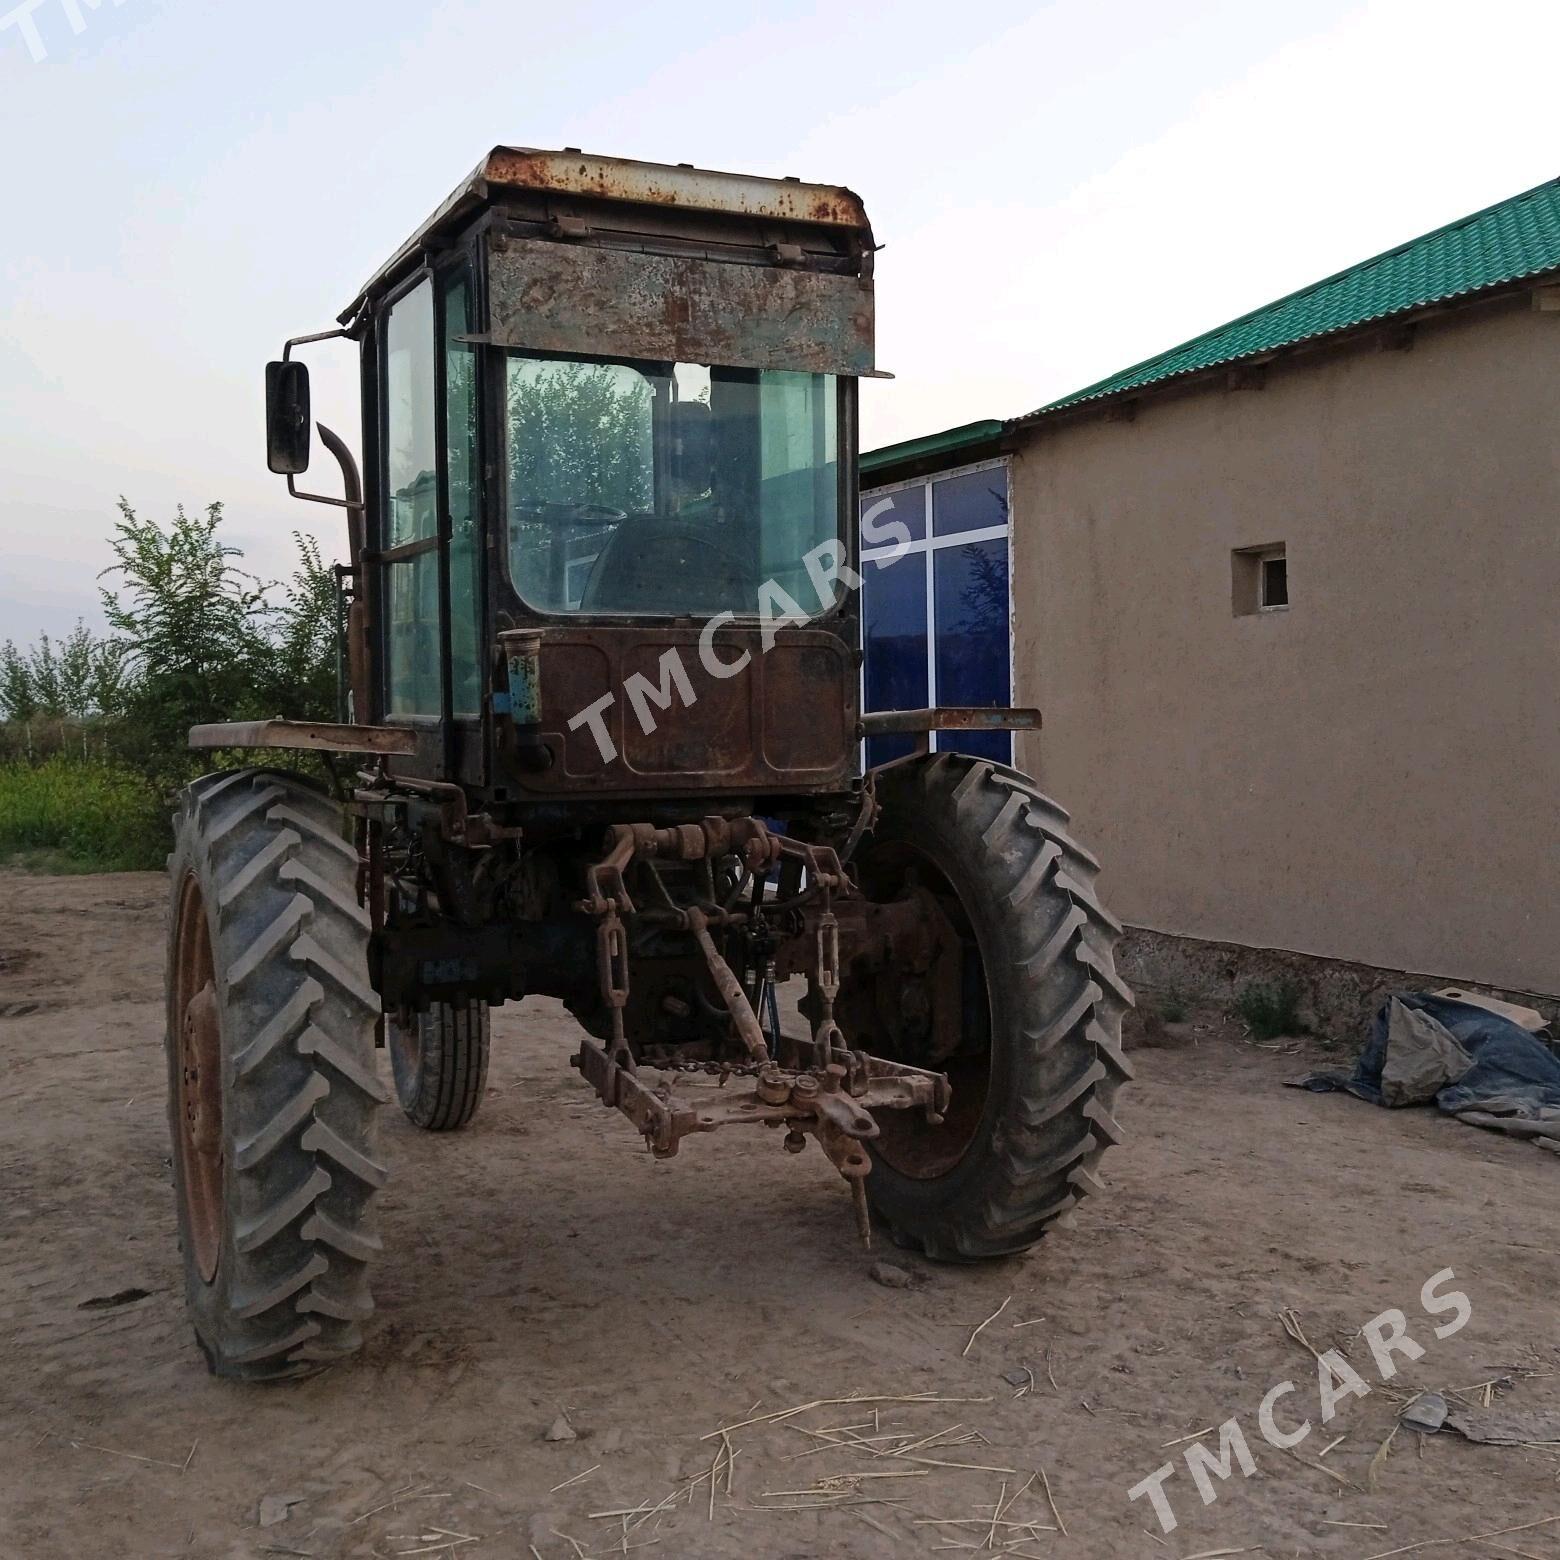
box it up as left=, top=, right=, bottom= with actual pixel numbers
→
left=2, top=868, right=1557, bottom=1560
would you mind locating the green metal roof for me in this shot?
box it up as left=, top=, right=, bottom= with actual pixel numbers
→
left=1024, top=175, right=1560, bottom=419
left=860, top=418, right=1004, bottom=480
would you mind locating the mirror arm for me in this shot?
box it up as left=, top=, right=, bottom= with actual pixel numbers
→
left=280, top=328, right=365, bottom=554
left=283, top=327, right=353, bottom=361
left=288, top=422, right=366, bottom=569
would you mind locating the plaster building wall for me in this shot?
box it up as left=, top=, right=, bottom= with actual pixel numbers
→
left=1009, top=297, right=1559, bottom=995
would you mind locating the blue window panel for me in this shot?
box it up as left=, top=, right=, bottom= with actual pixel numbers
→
left=933, top=537, right=1011, bottom=764
left=862, top=549, right=927, bottom=767
left=860, top=484, right=926, bottom=547
left=932, top=467, right=1008, bottom=538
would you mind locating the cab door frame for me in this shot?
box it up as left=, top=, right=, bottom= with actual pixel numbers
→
left=366, top=248, right=489, bottom=786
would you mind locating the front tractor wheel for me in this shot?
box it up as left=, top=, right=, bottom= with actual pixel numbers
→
left=855, top=754, right=1134, bottom=1260
left=165, top=770, right=389, bottom=1380
left=388, top=1000, right=491, bottom=1131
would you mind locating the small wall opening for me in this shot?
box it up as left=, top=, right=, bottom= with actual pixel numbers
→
left=1261, top=553, right=1288, bottom=608
left=1232, top=544, right=1288, bottom=615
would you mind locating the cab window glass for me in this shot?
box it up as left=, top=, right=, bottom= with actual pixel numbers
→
left=505, top=354, right=838, bottom=618
left=445, top=272, right=481, bottom=714
left=383, top=278, right=440, bottom=715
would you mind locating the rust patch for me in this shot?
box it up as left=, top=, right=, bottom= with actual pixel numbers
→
left=483, top=147, right=870, bottom=232
left=501, top=625, right=856, bottom=798
left=487, top=237, right=875, bottom=376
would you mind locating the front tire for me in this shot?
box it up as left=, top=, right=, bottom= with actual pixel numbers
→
left=165, top=769, right=388, bottom=1380
left=388, top=1000, right=491, bottom=1131
left=857, top=753, right=1133, bottom=1260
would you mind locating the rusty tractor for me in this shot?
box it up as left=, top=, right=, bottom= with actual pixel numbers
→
left=164, top=148, right=1132, bottom=1378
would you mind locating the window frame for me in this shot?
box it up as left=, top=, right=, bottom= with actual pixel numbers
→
left=376, top=269, right=443, bottom=727
left=489, top=353, right=858, bottom=626
left=441, top=261, right=486, bottom=722
left=859, top=456, right=1014, bottom=764
left=1232, top=541, right=1289, bottom=617
left=1258, top=548, right=1289, bottom=611
left=373, top=255, right=487, bottom=778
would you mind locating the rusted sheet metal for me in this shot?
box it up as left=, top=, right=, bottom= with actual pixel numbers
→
left=485, top=147, right=870, bottom=230
left=485, top=236, right=875, bottom=376
left=187, top=719, right=417, bottom=755
left=859, top=706, right=1042, bottom=736
left=500, top=624, right=857, bottom=798
left=341, top=147, right=873, bottom=325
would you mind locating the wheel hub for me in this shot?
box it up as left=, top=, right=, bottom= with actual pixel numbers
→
left=182, top=984, right=221, bottom=1155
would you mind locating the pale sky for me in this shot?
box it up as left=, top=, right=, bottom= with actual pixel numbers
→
left=3, top=0, right=1558, bottom=643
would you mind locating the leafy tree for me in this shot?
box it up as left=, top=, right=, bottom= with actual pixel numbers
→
left=101, top=498, right=271, bottom=681
left=98, top=498, right=276, bottom=786
left=263, top=531, right=339, bottom=722
left=88, top=637, right=131, bottom=720
left=955, top=543, right=1009, bottom=637
left=2, top=498, right=340, bottom=839
left=953, top=487, right=1011, bottom=637
left=0, top=641, right=36, bottom=722
left=507, top=362, right=655, bottom=605
left=508, top=361, right=654, bottom=513
left=27, top=634, right=63, bottom=715
left=56, top=621, right=98, bottom=720
left=1, top=623, right=123, bottom=730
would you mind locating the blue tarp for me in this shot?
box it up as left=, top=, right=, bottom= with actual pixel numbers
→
left=1295, top=994, right=1560, bottom=1147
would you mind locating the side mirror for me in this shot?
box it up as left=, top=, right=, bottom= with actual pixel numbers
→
left=266, top=360, right=312, bottom=474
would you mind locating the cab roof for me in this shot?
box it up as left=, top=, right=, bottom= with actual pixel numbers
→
left=339, top=146, right=872, bottom=326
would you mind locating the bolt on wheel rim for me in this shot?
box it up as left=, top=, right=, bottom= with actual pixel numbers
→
left=173, top=873, right=223, bottom=1283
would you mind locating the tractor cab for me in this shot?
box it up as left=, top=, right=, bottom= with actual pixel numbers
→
left=267, top=148, right=882, bottom=805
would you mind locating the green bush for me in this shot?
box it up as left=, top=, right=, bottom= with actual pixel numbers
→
left=0, top=758, right=168, bottom=872
left=99, top=500, right=336, bottom=792
left=0, top=499, right=342, bottom=874
left=1233, top=979, right=1307, bottom=1041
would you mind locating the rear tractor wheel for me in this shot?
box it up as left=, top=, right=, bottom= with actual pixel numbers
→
left=165, top=769, right=388, bottom=1380
left=852, top=753, right=1134, bottom=1259
left=388, top=1000, right=491, bottom=1131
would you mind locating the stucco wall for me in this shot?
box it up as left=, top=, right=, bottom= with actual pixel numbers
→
left=1010, top=297, right=1560, bottom=995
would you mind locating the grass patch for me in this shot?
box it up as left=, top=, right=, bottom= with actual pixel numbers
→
left=1158, top=988, right=1191, bottom=1023
left=0, top=758, right=168, bottom=872
left=1233, top=979, right=1306, bottom=1040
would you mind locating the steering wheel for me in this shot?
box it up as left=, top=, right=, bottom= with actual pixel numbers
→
left=579, top=517, right=752, bottom=614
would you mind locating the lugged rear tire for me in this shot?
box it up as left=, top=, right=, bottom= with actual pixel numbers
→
left=164, top=768, right=388, bottom=1380
left=388, top=1000, right=490, bottom=1131
left=857, top=753, right=1134, bottom=1260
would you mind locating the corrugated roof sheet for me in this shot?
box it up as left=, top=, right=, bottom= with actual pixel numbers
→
left=860, top=418, right=1004, bottom=479
left=1023, top=175, right=1560, bottom=419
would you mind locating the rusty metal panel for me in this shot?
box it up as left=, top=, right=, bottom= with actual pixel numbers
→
left=485, top=237, right=875, bottom=376
left=341, top=147, right=874, bottom=330
left=483, top=148, right=870, bottom=230
left=187, top=719, right=417, bottom=755
left=619, top=640, right=752, bottom=776
left=763, top=643, right=857, bottom=771
left=507, top=625, right=856, bottom=796
left=859, top=706, right=1041, bottom=736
